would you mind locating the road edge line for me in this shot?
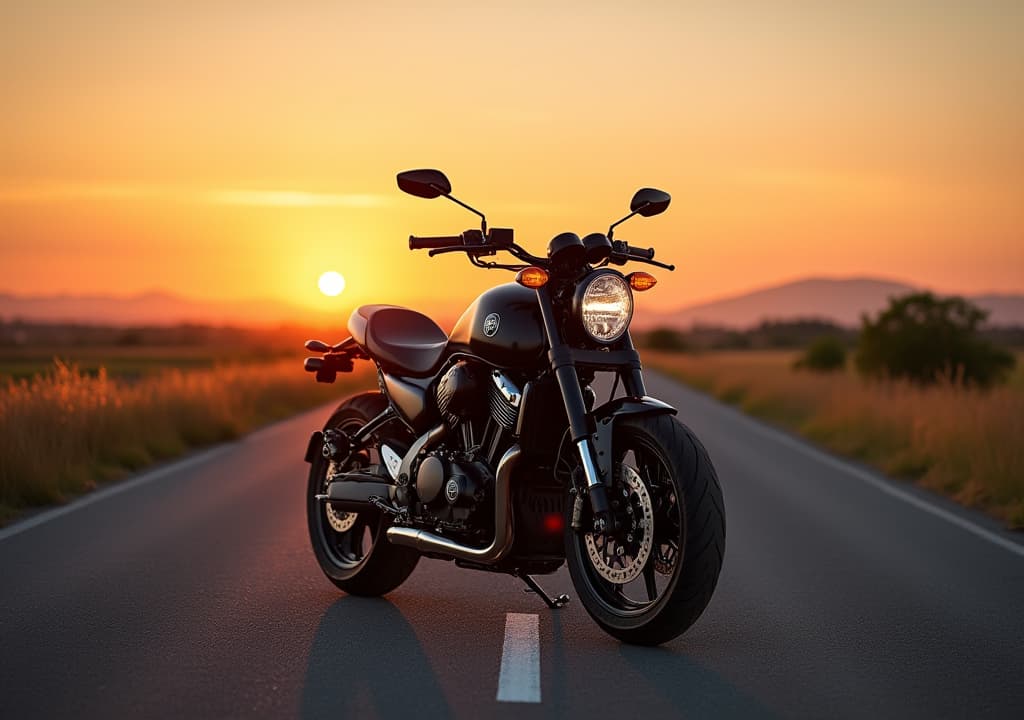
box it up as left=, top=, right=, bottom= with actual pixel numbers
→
left=0, top=445, right=233, bottom=543
left=648, top=369, right=1024, bottom=560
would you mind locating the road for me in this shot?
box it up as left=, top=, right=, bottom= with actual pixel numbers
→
left=2, top=370, right=1023, bottom=719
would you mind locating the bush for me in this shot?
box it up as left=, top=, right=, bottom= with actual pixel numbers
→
left=645, top=327, right=688, bottom=352
left=794, top=336, right=846, bottom=372
left=856, top=292, right=1015, bottom=387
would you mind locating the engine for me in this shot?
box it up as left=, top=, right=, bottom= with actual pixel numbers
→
left=413, top=453, right=493, bottom=534
left=408, top=361, right=522, bottom=538
left=436, top=361, right=521, bottom=442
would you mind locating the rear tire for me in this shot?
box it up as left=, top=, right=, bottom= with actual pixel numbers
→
left=307, top=392, right=420, bottom=597
left=566, top=414, right=725, bottom=645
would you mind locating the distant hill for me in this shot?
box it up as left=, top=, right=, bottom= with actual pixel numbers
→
left=4, top=278, right=1023, bottom=330
left=642, top=277, right=1024, bottom=329
left=0, top=291, right=336, bottom=328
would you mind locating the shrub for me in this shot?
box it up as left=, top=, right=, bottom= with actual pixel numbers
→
left=856, top=292, right=1015, bottom=387
left=645, top=327, right=688, bottom=352
left=794, top=336, right=846, bottom=372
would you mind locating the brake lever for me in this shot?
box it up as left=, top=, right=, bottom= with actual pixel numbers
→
left=427, top=245, right=497, bottom=257
left=639, top=257, right=676, bottom=271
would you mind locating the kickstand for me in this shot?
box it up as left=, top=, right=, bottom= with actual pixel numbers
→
left=517, top=571, right=570, bottom=610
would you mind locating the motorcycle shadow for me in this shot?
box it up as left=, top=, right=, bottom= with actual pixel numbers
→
left=300, top=595, right=451, bottom=719
left=542, top=613, right=776, bottom=719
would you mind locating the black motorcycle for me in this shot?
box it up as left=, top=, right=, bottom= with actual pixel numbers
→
left=302, top=169, right=725, bottom=645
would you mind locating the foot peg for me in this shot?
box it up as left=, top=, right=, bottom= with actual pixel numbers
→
left=518, top=572, right=570, bottom=610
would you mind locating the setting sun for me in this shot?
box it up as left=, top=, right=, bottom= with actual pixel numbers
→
left=317, top=271, right=346, bottom=297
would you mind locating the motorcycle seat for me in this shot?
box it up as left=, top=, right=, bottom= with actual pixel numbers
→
left=348, top=305, right=448, bottom=377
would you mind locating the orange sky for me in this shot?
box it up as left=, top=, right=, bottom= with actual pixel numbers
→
left=2, top=1, right=1022, bottom=322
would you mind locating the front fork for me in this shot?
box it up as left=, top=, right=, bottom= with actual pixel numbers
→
left=536, top=287, right=647, bottom=533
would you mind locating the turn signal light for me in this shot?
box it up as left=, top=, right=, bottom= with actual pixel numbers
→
left=628, top=272, right=657, bottom=291
left=516, top=266, right=549, bottom=289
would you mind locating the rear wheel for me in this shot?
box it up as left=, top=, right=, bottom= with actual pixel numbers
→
left=307, top=392, right=420, bottom=596
left=565, top=414, right=725, bottom=645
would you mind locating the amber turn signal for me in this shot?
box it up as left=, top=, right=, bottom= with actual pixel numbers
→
left=516, top=266, right=549, bottom=289
left=627, top=272, right=657, bottom=291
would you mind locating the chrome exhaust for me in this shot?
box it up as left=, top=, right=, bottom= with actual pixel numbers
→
left=386, top=444, right=519, bottom=564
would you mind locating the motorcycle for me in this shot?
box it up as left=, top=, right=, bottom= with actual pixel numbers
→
left=302, top=169, right=725, bottom=645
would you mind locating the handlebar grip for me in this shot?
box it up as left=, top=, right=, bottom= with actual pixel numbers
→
left=627, top=244, right=655, bottom=260
left=409, top=234, right=463, bottom=250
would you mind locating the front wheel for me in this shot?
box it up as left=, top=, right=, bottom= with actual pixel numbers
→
left=565, top=414, right=725, bottom=645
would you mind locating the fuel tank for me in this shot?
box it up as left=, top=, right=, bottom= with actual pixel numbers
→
left=448, top=283, right=546, bottom=368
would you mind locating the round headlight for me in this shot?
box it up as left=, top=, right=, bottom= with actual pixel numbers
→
left=580, top=273, right=633, bottom=342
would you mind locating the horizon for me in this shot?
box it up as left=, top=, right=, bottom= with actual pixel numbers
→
left=4, top=274, right=1023, bottom=331
left=2, top=2, right=1023, bottom=321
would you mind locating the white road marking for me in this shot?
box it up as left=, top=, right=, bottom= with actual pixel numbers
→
left=496, top=612, right=541, bottom=703
left=0, top=445, right=231, bottom=543
left=652, top=371, right=1024, bottom=560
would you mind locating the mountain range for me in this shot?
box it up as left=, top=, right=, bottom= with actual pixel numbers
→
left=2, top=278, right=1023, bottom=329
left=638, top=277, right=1024, bottom=329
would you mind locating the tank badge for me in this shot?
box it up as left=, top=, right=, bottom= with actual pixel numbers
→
left=483, top=312, right=500, bottom=337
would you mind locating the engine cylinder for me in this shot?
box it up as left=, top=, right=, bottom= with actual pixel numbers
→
left=436, top=361, right=485, bottom=425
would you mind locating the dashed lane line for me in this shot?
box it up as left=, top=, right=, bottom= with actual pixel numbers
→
left=497, top=612, right=541, bottom=703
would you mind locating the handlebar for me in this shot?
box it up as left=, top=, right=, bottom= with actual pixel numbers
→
left=409, top=234, right=463, bottom=250
left=409, top=231, right=673, bottom=271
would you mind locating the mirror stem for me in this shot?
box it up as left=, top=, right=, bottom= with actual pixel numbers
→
left=434, top=188, right=487, bottom=233
left=608, top=201, right=652, bottom=238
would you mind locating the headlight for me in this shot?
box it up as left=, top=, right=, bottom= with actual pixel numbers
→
left=580, top=273, right=633, bottom=342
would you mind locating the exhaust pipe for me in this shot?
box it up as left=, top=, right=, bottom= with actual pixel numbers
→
left=386, top=444, right=519, bottom=564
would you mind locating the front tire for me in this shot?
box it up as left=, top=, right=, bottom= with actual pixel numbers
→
left=566, top=414, right=725, bottom=645
left=307, top=392, right=420, bottom=597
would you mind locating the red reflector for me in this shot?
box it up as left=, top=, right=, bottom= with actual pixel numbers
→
left=543, top=513, right=564, bottom=534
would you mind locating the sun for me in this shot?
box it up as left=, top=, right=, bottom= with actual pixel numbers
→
left=318, top=271, right=346, bottom=297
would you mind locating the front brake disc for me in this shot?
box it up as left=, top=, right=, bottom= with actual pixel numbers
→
left=583, top=465, right=654, bottom=584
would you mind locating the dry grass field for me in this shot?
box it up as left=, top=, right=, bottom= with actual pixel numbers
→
left=0, top=360, right=374, bottom=524
left=646, top=351, right=1024, bottom=528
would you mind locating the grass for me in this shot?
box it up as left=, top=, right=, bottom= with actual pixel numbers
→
left=0, top=359, right=373, bottom=524
left=0, top=345, right=292, bottom=381
left=645, top=351, right=1024, bottom=529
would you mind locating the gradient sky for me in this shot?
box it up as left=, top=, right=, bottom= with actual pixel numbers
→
left=2, top=1, right=1022, bottom=321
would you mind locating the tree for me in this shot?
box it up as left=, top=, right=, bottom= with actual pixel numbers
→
left=794, top=336, right=846, bottom=372
left=856, top=292, right=1015, bottom=386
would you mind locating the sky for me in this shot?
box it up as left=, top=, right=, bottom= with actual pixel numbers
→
left=1, top=0, right=1022, bottom=322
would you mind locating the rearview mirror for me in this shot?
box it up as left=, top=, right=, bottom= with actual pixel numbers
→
left=630, top=188, right=671, bottom=217
left=397, top=169, right=452, bottom=199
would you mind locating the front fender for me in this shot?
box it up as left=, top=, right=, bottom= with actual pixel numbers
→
left=590, top=396, right=676, bottom=482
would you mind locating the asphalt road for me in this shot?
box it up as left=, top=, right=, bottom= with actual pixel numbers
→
left=2, top=370, right=1023, bottom=719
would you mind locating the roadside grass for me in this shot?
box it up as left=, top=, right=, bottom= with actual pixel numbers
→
left=645, top=351, right=1024, bottom=529
left=0, top=344, right=293, bottom=381
left=0, top=360, right=374, bottom=524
